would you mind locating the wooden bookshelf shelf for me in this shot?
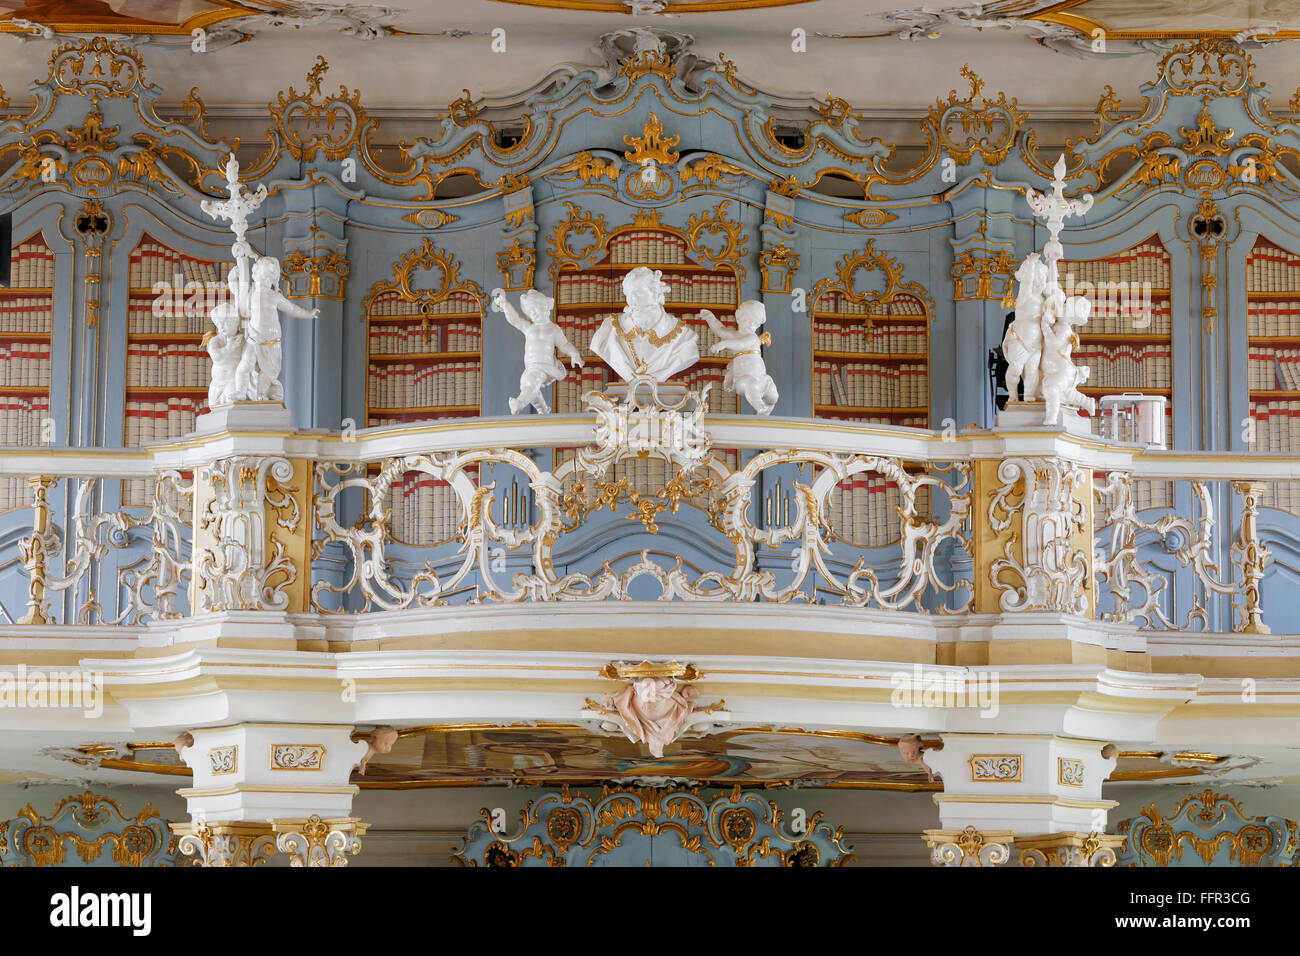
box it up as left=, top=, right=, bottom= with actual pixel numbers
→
left=814, top=350, right=928, bottom=361
left=1060, top=237, right=1175, bottom=418
left=369, top=405, right=480, bottom=416
left=1250, top=390, right=1300, bottom=399
left=815, top=404, right=927, bottom=415
left=1245, top=291, right=1300, bottom=302
left=368, top=350, right=482, bottom=363
left=368, top=312, right=484, bottom=325
left=0, top=384, right=50, bottom=396
left=815, top=311, right=928, bottom=323
left=126, top=385, right=209, bottom=395
left=1079, top=385, right=1171, bottom=395
left=0, top=234, right=56, bottom=482
left=557, top=301, right=737, bottom=312
left=1077, top=333, right=1172, bottom=345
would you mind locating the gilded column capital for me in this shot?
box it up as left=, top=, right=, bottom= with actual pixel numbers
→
left=172, top=820, right=277, bottom=867
left=922, top=826, right=1014, bottom=867
left=1017, top=831, right=1125, bottom=867
left=273, top=815, right=369, bottom=867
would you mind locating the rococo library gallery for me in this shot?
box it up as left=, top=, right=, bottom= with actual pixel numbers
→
left=0, top=0, right=1295, bottom=899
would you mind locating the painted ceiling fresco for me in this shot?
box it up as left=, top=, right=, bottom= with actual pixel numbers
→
left=0, top=0, right=260, bottom=30
left=58, top=730, right=1251, bottom=788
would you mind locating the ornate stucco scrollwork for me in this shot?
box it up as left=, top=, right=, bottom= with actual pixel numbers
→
left=927, top=64, right=1028, bottom=167
left=173, top=820, right=277, bottom=868
left=18, top=473, right=193, bottom=626
left=547, top=202, right=609, bottom=281
left=1117, top=790, right=1298, bottom=867
left=273, top=816, right=367, bottom=867
left=313, top=385, right=972, bottom=612
left=1019, top=831, right=1122, bottom=867
left=5, top=791, right=181, bottom=867
left=951, top=247, right=1017, bottom=302
left=361, top=238, right=485, bottom=327
left=196, top=457, right=299, bottom=613
left=1094, top=472, right=1261, bottom=631
left=988, top=457, right=1090, bottom=615
left=453, top=784, right=853, bottom=867
left=923, top=826, right=1012, bottom=867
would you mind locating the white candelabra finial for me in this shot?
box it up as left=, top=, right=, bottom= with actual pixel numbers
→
left=200, top=154, right=267, bottom=259
left=1024, top=153, right=1093, bottom=265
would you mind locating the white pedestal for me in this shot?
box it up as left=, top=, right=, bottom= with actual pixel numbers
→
left=177, top=723, right=368, bottom=823
left=193, top=401, right=296, bottom=435
left=997, top=402, right=1092, bottom=437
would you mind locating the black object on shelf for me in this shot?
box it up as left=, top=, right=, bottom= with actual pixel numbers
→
left=0, top=212, right=10, bottom=288
left=987, top=312, right=1020, bottom=413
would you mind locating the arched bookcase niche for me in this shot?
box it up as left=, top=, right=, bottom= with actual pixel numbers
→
left=548, top=202, right=744, bottom=501
left=810, top=241, right=932, bottom=427
left=1059, top=234, right=1173, bottom=513
left=0, top=230, right=55, bottom=514
left=1246, top=235, right=1300, bottom=516
left=121, top=232, right=233, bottom=506
left=810, top=242, right=934, bottom=550
left=362, top=239, right=486, bottom=547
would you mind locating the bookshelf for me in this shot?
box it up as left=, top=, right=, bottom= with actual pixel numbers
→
left=0, top=232, right=55, bottom=513
left=123, top=234, right=230, bottom=505
left=363, top=240, right=485, bottom=546
left=810, top=245, right=932, bottom=427
left=1060, top=236, right=1174, bottom=511
left=1245, top=236, right=1300, bottom=514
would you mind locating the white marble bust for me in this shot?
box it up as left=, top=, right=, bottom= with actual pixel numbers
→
left=590, top=266, right=699, bottom=384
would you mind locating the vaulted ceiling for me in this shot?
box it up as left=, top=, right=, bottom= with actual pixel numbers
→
left=0, top=1, right=1296, bottom=117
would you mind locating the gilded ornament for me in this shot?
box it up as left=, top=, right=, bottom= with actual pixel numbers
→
left=926, top=64, right=1027, bottom=166
left=623, top=112, right=681, bottom=166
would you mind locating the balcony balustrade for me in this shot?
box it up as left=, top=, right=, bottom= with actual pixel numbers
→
left=0, top=389, right=1296, bottom=643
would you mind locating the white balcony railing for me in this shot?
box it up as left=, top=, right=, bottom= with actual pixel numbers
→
left=1, top=403, right=1298, bottom=636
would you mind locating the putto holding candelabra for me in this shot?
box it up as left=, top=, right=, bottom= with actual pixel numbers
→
left=999, top=154, right=1096, bottom=432
left=201, top=155, right=319, bottom=409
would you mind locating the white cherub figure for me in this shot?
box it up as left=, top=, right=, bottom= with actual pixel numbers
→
left=700, top=300, right=778, bottom=415
left=1039, top=291, right=1095, bottom=425
left=238, top=255, right=319, bottom=404
left=205, top=296, right=246, bottom=406
left=204, top=265, right=247, bottom=405
left=494, top=288, right=584, bottom=415
left=1002, top=252, right=1050, bottom=402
